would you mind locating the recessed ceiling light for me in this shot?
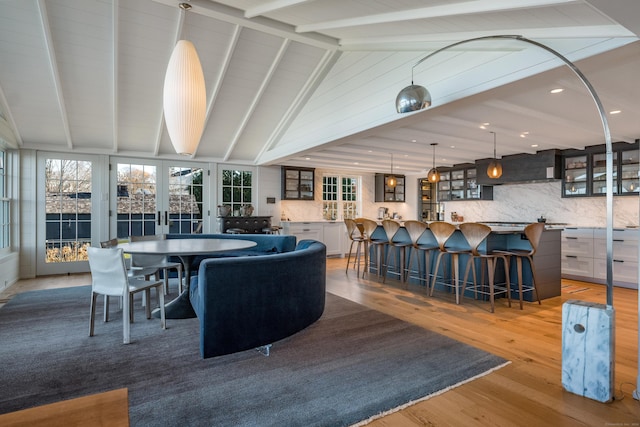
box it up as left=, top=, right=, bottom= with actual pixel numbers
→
left=450, top=145, right=455, bottom=148
left=520, top=132, right=530, bottom=138
left=304, top=157, right=311, bottom=160
left=411, top=139, right=417, bottom=143
left=479, top=122, right=490, bottom=129
left=531, top=144, right=539, bottom=148
left=609, top=110, right=621, bottom=115
left=550, top=88, right=564, bottom=94
left=353, top=162, right=359, bottom=165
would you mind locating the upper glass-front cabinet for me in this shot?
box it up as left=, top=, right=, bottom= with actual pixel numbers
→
left=562, top=142, right=638, bottom=197
left=563, top=154, right=588, bottom=196
left=375, top=174, right=405, bottom=202
left=620, top=149, right=639, bottom=194
left=591, top=152, right=618, bottom=195
left=282, top=167, right=315, bottom=200
left=438, top=165, right=491, bottom=201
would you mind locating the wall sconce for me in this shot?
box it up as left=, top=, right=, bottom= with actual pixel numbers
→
left=163, top=3, right=206, bottom=156
left=487, top=131, right=502, bottom=179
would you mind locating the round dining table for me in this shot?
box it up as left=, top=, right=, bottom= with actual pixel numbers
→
left=118, top=238, right=257, bottom=319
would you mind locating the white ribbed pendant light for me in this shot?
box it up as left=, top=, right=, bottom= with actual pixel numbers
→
left=163, top=39, right=206, bottom=156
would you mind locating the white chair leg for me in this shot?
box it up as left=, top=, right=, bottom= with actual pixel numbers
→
left=144, top=289, right=152, bottom=319
left=103, top=295, right=109, bottom=322
left=158, top=286, right=166, bottom=330
left=89, top=292, right=98, bottom=337
left=163, top=268, right=169, bottom=295
left=123, top=292, right=130, bottom=345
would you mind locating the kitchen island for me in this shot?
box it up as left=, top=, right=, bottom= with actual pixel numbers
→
left=369, top=222, right=561, bottom=301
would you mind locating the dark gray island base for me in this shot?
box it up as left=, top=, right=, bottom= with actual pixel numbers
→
left=368, top=224, right=561, bottom=302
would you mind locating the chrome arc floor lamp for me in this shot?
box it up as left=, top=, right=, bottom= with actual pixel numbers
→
left=395, top=34, right=629, bottom=401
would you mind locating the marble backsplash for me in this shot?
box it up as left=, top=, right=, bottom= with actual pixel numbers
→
left=443, top=180, right=639, bottom=228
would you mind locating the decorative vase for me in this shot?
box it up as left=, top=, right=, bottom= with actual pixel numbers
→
left=217, top=205, right=231, bottom=217
left=240, top=205, right=253, bottom=216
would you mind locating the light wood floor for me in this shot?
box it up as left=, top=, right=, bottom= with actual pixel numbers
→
left=2, top=259, right=639, bottom=426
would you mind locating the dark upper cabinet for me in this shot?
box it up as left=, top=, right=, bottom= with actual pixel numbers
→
left=562, top=141, right=638, bottom=197
left=476, top=150, right=561, bottom=185
left=281, top=167, right=315, bottom=200
left=375, top=174, right=405, bottom=202
left=437, top=164, right=492, bottom=201
left=418, top=178, right=437, bottom=220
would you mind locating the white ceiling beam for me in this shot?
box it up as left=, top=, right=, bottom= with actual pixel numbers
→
left=244, top=0, right=313, bottom=19
left=295, top=0, right=579, bottom=33
left=0, top=84, right=22, bottom=147
left=192, top=25, right=242, bottom=158
left=339, top=25, right=636, bottom=50
left=254, top=49, right=342, bottom=164
left=149, top=0, right=338, bottom=50
left=37, top=0, right=73, bottom=149
left=223, top=39, right=291, bottom=161
left=112, top=0, right=119, bottom=153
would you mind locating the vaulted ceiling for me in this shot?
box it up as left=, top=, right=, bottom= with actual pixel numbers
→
left=0, top=0, right=639, bottom=174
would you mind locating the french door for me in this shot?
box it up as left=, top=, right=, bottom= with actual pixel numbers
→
left=36, top=153, right=102, bottom=275
left=109, top=158, right=209, bottom=239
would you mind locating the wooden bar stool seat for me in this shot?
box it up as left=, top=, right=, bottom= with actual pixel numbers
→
left=361, top=219, right=385, bottom=278
left=403, top=220, right=438, bottom=286
left=459, top=222, right=511, bottom=312
left=381, top=220, right=412, bottom=284
left=495, top=222, right=544, bottom=309
left=344, top=218, right=367, bottom=276
left=429, top=221, right=472, bottom=304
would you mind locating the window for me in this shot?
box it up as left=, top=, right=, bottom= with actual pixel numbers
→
left=221, top=169, right=252, bottom=215
left=322, top=175, right=360, bottom=220
left=0, top=150, right=9, bottom=251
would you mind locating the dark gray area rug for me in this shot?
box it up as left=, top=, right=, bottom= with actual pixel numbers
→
left=0, top=286, right=507, bottom=426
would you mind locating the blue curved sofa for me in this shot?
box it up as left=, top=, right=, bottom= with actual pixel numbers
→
left=180, top=236, right=326, bottom=359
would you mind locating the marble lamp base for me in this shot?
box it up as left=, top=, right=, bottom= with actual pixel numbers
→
left=562, top=300, right=615, bottom=403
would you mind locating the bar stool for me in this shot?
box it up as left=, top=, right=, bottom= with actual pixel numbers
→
left=429, top=221, right=472, bottom=304
left=344, top=218, right=367, bottom=275
left=381, top=220, right=412, bottom=284
left=263, top=226, right=282, bottom=234
left=403, top=220, right=438, bottom=286
left=361, top=218, right=385, bottom=278
left=496, top=222, right=544, bottom=309
left=459, top=223, right=511, bottom=312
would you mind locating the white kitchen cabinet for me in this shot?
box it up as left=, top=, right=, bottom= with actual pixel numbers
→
left=286, top=222, right=322, bottom=242
left=562, top=227, right=639, bottom=289
left=593, top=228, right=638, bottom=288
left=322, top=222, right=344, bottom=256
left=561, top=228, right=594, bottom=279
left=281, top=221, right=345, bottom=257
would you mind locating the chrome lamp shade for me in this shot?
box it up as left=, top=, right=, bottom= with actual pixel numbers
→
left=395, top=85, right=431, bottom=113
left=163, top=40, right=206, bottom=156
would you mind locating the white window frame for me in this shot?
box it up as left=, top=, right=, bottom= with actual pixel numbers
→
left=322, top=174, right=361, bottom=220
left=0, top=150, right=9, bottom=254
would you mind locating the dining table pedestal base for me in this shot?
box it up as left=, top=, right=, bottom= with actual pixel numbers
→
left=152, top=291, right=195, bottom=319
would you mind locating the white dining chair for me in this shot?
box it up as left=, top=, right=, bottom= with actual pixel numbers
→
left=88, top=246, right=166, bottom=344
left=129, top=235, right=183, bottom=294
